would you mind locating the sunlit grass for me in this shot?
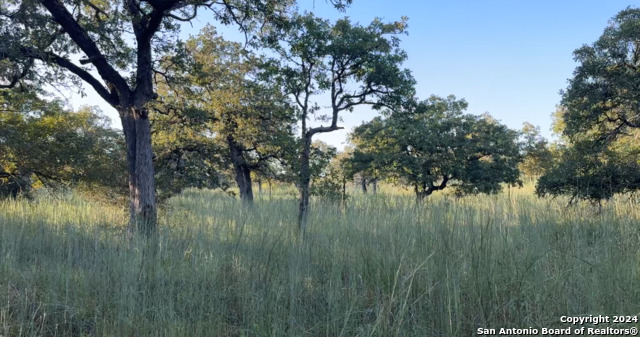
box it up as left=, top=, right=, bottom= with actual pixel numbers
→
left=1, top=185, right=640, bottom=336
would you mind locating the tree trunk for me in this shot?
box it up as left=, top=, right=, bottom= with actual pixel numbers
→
left=372, top=178, right=378, bottom=194
left=341, top=176, right=346, bottom=204
left=361, top=177, right=368, bottom=193
left=415, top=190, right=429, bottom=203
left=227, top=136, right=254, bottom=205
left=257, top=177, right=262, bottom=195
left=298, top=135, right=312, bottom=234
left=414, top=184, right=424, bottom=203
left=414, top=179, right=446, bottom=203
left=121, top=108, right=157, bottom=236
left=236, top=165, right=254, bottom=205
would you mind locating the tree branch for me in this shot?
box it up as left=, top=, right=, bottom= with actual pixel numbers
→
left=16, top=46, right=118, bottom=105
left=39, top=0, right=130, bottom=101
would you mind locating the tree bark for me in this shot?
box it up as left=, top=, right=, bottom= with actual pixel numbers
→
left=121, top=107, right=157, bottom=235
left=257, top=177, right=262, bottom=195
left=298, top=135, right=313, bottom=233
left=361, top=177, right=368, bottom=193
left=372, top=178, right=378, bottom=194
left=414, top=176, right=450, bottom=203
left=227, top=136, right=254, bottom=205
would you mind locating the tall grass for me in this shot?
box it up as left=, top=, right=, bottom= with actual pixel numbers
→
left=1, top=187, right=640, bottom=336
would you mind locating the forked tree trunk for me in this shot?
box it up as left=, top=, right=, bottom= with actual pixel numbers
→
left=121, top=107, right=157, bottom=235
left=414, top=177, right=449, bottom=203
left=298, top=136, right=312, bottom=234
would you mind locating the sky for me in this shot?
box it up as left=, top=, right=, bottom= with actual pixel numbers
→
left=69, top=0, right=637, bottom=150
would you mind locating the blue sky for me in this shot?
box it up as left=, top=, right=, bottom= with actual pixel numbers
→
left=71, top=0, right=636, bottom=149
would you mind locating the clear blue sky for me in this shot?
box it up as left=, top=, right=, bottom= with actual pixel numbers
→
left=71, top=0, right=636, bottom=149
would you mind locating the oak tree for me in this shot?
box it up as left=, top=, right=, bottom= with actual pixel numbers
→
left=349, top=96, right=522, bottom=201
left=0, top=0, right=304, bottom=234
left=153, top=26, right=297, bottom=204
left=266, top=13, right=415, bottom=231
left=0, top=89, right=126, bottom=197
left=536, top=8, right=640, bottom=203
left=562, top=7, right=640, bottom=141
left=519, top=122, right=553, bottom=180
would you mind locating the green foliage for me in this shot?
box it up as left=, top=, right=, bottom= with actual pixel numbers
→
left=537, top=8, right=640, bottom=202
left=349, top=95, right=522, bottom=199
left=264, top=13, right=415, bottom=226
left=0, top=0, right=297, bottom=92
left=561, top=7, right=640, bottom=141
left=519, top=122, right=554, bottom=178
left=266, top=13, right=415, bottom=123
left=308, top=140, right=337, bottom=180
left=0, top=89, right=126, bottom=197
left=153, top=139, right=226, bottom=202
left=308, top=141, right=344, bottom=201
left=151, top=26, right=297, bottom=199
left=310, top=165, right=344, bottom=202
left=536, top=140, right=640, bottom=203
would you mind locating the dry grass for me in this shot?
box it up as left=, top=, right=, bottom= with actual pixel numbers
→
left=1, top=185, right=640, bottom=336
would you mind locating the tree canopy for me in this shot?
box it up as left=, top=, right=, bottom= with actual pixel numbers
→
left=348, top=96, right=522, bottom=200
left=537, top=8, right=640, bottom=203
left=151, top=26, right=297, bottom=203
left=0, top=89, right=126, bottom=198
left=519, top=122, right=553, bottom=179
left=265, top=12, right=415, bottom=229
left=0, top=0, right=301, bottom=234
left=561, top=8, right=640, bottom=141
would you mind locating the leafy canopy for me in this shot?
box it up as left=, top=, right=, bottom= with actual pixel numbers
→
left=151, top=26, right=297, bottom=199
left=348, top=96, right=522, bottom=199
left=562, top=7, right=640, bottom=141
left=0, top=89, right=126, bottom=197
left=536, top=8, right=640, bottom=203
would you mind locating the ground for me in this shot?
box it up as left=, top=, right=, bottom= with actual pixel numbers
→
left=1, top=184, right=639, bottom=336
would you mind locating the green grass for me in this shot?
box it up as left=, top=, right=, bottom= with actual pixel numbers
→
left=1, top=186, right=640, bottom=336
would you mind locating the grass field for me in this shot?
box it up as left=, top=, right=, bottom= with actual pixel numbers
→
left=1, top=185, right=640, bottom=336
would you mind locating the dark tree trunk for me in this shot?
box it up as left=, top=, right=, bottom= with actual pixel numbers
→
left=121, top=107, right=157, bottom=235
left=361, top=177, right=368, bottom=193
left=257, top=177, right=262, bottom=194
left=235, top=165, right=253, bottom=205
left=415, top=189, right=431, bottom=202
left=372, top=178, right=377, bottom=194
left=227, top=136, right=254, bottom=205
left=414, top=176, right=449, bottom=203
left=298, top=135, right=312, bottom=233
left=414, top=184, right=425, bottom=203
